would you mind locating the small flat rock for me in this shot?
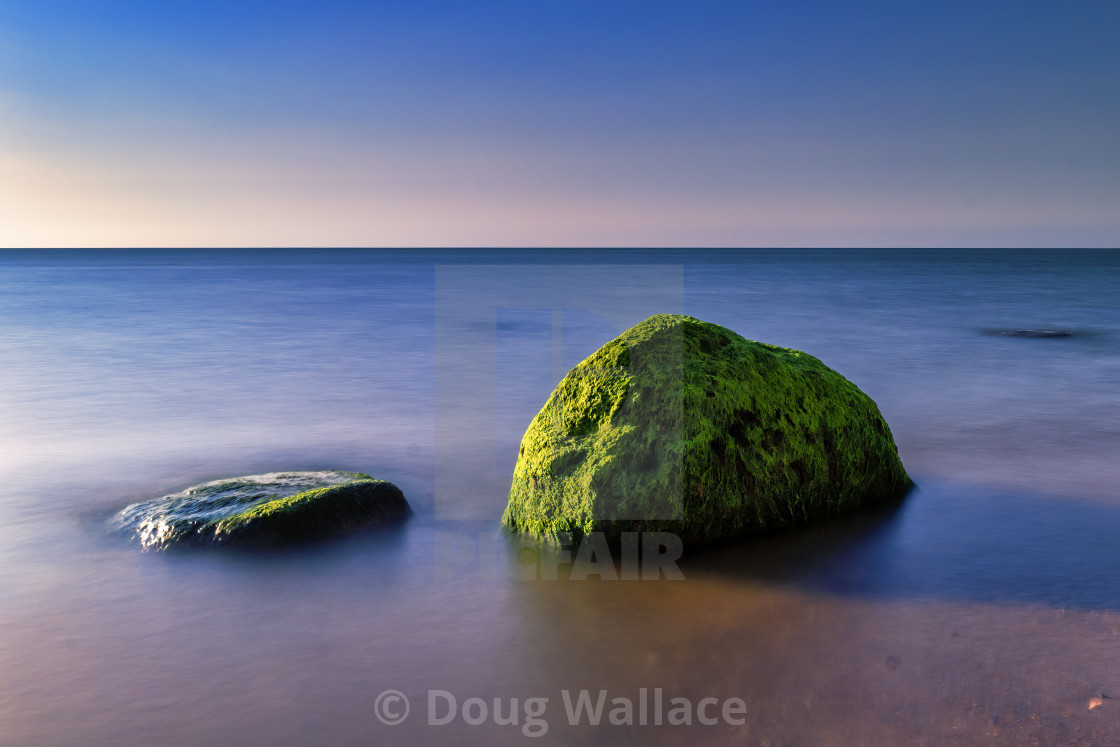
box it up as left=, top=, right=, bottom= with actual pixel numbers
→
left=114, top=470, right=411, bottom=550
left=1089, top=697, right=1105, bottom=711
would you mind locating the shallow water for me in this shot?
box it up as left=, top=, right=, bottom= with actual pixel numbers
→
left=2, top=248, right=1119, bottom=744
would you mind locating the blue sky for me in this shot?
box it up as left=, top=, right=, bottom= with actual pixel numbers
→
left=1, top=1, right=1117, bottom=246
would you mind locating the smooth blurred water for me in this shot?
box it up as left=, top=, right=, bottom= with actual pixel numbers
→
left=2, top=248, right=1119, bottom=745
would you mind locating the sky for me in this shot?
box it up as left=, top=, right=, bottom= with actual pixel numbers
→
left=1, top=0, right=1117, bottom=247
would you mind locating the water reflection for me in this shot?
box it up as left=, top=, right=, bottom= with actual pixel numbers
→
left=688, top=480, right=1120, bottom=611
left=493, top=480, right=1120, bottom=612
left=503, top=480, right=1120, bottom=744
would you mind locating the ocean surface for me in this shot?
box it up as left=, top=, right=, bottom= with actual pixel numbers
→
left=1, top=248, right=1119, bottom=745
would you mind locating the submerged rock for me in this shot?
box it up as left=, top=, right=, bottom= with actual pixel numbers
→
left=115, top=470, right=411, bottom=550
left=995, top=329, right=1073, bottom=338
left=501, top=314, right=911, bottom=547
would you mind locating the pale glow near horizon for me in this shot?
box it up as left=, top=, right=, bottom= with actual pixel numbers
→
left=4, top=133, right=1116, bottom=248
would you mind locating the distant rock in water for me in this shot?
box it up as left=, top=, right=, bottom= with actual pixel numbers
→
left=991, top=329, right=1073, bottom=338
left=115, top=470, right=411, bottom=551
left=501, top=314, right=912, bottom=548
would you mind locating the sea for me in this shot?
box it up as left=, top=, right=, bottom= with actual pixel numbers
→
left=1, top=248, right=1118, bottom=745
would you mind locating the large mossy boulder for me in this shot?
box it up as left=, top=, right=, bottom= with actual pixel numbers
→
left=501, top=314, right=911, bottom=547
left=115, top=470, right=411, bottom=550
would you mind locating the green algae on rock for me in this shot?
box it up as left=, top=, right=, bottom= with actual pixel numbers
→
left=115, top=470, right=411, bottom=550
left=501, top=314, right=911, bottom=547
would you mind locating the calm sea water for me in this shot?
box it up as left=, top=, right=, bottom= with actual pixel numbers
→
left=1, top=248, right=1119, bottom=745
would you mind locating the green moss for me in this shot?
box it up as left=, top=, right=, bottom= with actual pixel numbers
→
left=501, top=314, right=911, bottom=547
